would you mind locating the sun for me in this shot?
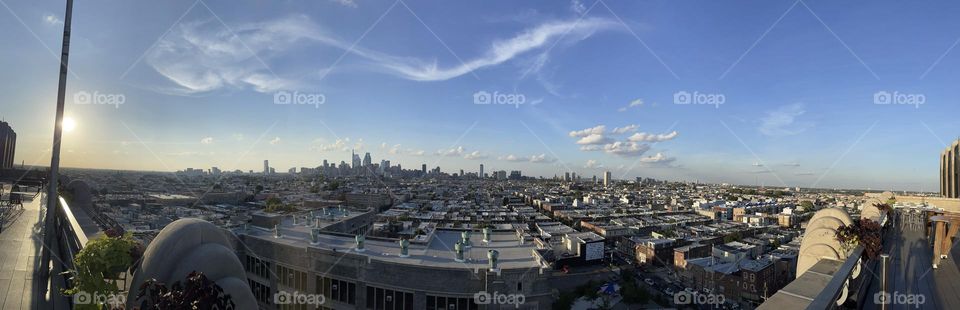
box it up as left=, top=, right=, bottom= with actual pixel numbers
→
left=62, top=117, right=76, bottom=132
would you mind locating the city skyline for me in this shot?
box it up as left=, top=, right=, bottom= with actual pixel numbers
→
left=3, top=0, right=960, bottom=191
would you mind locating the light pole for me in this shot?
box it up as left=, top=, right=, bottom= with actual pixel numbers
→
left=39, top=0, right=74, bottom=306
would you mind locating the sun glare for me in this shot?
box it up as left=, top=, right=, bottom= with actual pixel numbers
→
left=62, top=117, right=76, bottom=132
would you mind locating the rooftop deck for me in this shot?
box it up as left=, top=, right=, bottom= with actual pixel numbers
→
left=244, top=223, right=543, bottom=270
left=0, top=190, right=43, bottom=310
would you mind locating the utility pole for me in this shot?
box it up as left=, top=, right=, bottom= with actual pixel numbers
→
left=40, top=0, right=74, bottom=307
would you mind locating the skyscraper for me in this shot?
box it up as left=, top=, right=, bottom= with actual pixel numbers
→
left=0, top=121, right=15, bottom=169
left=941, top=140, right=960, bottom=198
left=480, top=164, right=484, bottom=179
left=352, top=150, right=361, bottom=169
left=263, top=160, right=269, bottom=174
left=603, top=171, right=612, bottom=187
left=363, top=152, right=372, bottom=167
left=422, top=164, right=427, bottom=174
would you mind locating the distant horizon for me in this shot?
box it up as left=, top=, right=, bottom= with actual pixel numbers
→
left=4, top=163, right=932, bottom=194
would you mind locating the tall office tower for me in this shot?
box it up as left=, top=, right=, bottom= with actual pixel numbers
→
left=0, top=121, right=15, bottom=169
left=363, top=152, right=372, bottom=167
left=422, top=164, right=427, bottom=174
left=572, top=172, right=577, bottom=182
left=603, top=171, right=612, bottom=187
left=564, top=172, right=570, bottom=182
left=263, top=160, right=269, bottom=174
left=480, top=164, right=484, bottom=179
left=942, top=140, right=960, bottom=198
left=352, top=151, right=362, bottom=171
left=323, top=159, right=328, bottom=168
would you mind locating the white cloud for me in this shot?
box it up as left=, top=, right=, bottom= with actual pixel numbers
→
left=639, top=152, right=675, bottom=164
left=269, top=137, right=281, bottom=145
left=584, top=159, right=603, bottom=169
left=529, top=153, right=557, bottom=163
left=389, top=144, right=402, bottom=155
left=611, top=124, right=639, bottom=134
left=500, top=154, right=523, bottom=162
left=569, top=125, right=605, bottom=137
left=603, top=141, right=650, bottom=157
left=499, top=154, right=555, bottom=163
left=617, top=98, right=643, bottom=112
left=147, top=15, right=617, bottom=94
left=200, top=137, right=214, bottom=144
left=464, top=150, right=488, bottom=160
left=782, top=162, right=800, bottom=167
left=408, top=149, right=426, bottom=156
left=759, top=103, right=811, bottom=136
left=312, top=138, right=352, bottom=152
left=571, top=0, right=587, bottom=15
left=576, top=133, right=612, bottom=145
left=437, top=146, right=465, bottom=157
left=43, top=14, right=63, bottom=26
left=330, top=0, right=357, bottom=8
left=627, top=131, right=678, bottom=142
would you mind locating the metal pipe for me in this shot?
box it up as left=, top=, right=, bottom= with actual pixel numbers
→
left=39, top=0, right=74, bottom=307
left=880, top=254, right=890, bottom=310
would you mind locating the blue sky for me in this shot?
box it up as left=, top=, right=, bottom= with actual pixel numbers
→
left=1, top=0, right=959, bottom=191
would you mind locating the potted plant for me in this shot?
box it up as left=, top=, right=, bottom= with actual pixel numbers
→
left=62, top=232, right=140, bottom=309
left=135, top=271, right=235, bottom=310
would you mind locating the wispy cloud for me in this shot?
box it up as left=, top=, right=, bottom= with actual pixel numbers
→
left=43, top=13, right=62, bottom=26
left=499, top=153, right=556, bottom=163
left=330, top=0, right=358, bottom=8
left=759, top=103, right=812, bottom=136
left=200, top=137, right=214, bottom=144
left=627, top=131, right=678, bottom=142
left=617, top=98, right=643, bottom=112
left=147, top=15, right=617, bottom=94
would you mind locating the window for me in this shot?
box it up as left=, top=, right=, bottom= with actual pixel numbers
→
left=248, top=279, right=271, bottom=305
left=276, top=264, right=307, bottom=291
left=245, top=255, right=271, bottom=280
left=317, top=275, right=356, bottom=305
left=367, top=285, right=414, bottom=310
left=425, top=295, right=478, bottom=310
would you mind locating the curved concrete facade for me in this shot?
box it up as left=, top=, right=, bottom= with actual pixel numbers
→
left=127, top=218, right=257, bottom=310
left=797, top=208, right=853, bottom=276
